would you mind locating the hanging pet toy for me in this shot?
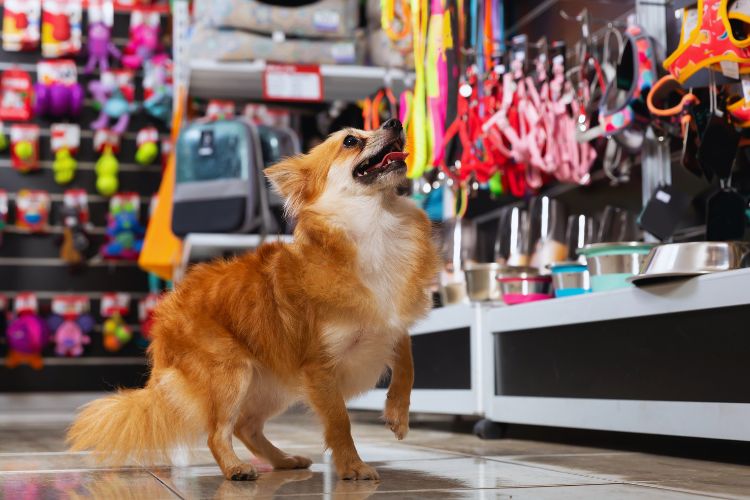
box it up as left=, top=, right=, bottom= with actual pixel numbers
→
left=84, top=21, right=120, bottom=73
left=101, top=193, right=144, bottom=260
left=47, top=296, right=94, bottom=357
left=100, top=293, right=132, bottom=352
left=122, top=9, right=163, bottom=70
left=6, top=293, right=48, bottom=370
left=93, top=128, right=121, bottom=197
left=89, top=69, right=136, bottom=137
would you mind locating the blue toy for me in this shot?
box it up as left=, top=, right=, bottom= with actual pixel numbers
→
left=100, top=197, right=144, bottom=260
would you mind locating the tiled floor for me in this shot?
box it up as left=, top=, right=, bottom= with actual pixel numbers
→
left=0, top=409, right=748, bottom=499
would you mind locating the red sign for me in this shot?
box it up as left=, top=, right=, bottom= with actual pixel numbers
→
left=263, top=63, right=323, bottom=103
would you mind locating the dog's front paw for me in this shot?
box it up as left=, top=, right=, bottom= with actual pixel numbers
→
left=225, top=462, right=258, bottom=481
left=273, top=454, right=313, bottom=470
left=338, top=460, right=379, bottom=480
left=383, top=398, right=410, bottom=440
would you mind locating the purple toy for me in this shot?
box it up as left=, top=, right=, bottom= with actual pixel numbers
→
left=122, top=23, right=162, bottom=70
left=48, top=314, right=93, bottom=357
left=34, top=60, right=84, bottom=120
left=85, top=22, right=121, bottom=74
left=33, top=81, right=84, bottom=119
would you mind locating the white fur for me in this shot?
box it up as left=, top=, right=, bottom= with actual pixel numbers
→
left=313, top=160, right=421, bottom=399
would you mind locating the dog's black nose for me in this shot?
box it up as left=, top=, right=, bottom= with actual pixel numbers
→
left=382, top=118, right=402, bottom=131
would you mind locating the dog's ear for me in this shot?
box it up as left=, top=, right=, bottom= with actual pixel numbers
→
left=265, top=156, right=310, bottom=216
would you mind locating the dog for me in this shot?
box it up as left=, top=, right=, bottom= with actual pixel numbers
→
left=68, top=118, right=440, bottom=481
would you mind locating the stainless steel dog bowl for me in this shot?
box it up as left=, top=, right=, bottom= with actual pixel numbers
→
left=440, top=281, right=468, bottom=305
left=578, top=242, right=656, bottom=291
left=498, top=267, right=553, bottom=305
left=629, top=241, right=750, bottom=285
left=464, top=263, right=504, bottom=303
left=548, top=261, right=591, bottom=297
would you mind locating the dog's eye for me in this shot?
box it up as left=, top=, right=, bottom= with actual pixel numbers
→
left=343, top=135, right=360, bottom=148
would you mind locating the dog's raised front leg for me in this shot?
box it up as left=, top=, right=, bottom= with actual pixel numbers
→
left=384, top=334, right=413, bottom=440
left=303, top=364, right=379, bottom=480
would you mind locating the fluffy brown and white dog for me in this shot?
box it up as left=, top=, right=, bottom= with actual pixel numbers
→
left=68, top=118, right=439, bottom=481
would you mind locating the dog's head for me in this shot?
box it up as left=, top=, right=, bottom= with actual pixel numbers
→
left=265, top=119, right=407, bottom=217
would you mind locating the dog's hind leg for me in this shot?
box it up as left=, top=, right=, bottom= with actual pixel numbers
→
left=205, top=363, right=258, bottom=481
left=235, top=416, right=312, bottom=470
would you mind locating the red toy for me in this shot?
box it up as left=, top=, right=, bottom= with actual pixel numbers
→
left=41, top=0, right=82, bottom=57
left=15, top=190, right=50, bottom=233
left=0, top=69, right=34, bottom=121
left=10, top=124, right=41, bottom=173
left=2, top=0, right=41, bottom=52
left=138, top=292, right=161, bottom=343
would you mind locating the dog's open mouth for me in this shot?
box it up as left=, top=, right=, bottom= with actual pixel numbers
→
left=353, top=141, right=408, bottom=180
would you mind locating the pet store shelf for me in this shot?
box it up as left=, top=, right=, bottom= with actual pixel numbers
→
left=483, top=267, right=750, bottom=332
left=188, top=59, right=412, bottom=102
left=479, top=267, right=750, bottom=442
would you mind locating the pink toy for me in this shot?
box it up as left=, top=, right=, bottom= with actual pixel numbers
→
left=47, top=296, right=94, bottom=357
left=48, top=314, right=93, bottom=357
left=121, top=10, right=162, bottom=70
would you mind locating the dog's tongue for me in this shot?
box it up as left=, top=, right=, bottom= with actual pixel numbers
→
left=374, top=151, right=408, bottom=169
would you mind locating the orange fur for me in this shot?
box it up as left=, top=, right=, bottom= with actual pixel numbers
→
left=67, top=123, right=440, bottom=481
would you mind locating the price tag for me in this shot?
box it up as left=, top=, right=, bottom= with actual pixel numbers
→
left=720, top=60, right=740, bottom=80
left=101, top=292, right=130, bottom=317
left=263, top=64, right=323, bottom=103
left=14, top=292, right=38, bottom=314
left=742, top=74, right=750, bottom=102
left=51, top=123, right=80, bottom=153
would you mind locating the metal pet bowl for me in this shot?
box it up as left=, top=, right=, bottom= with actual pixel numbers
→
left=464, top=263, right=505, bottom=303
left=629, top=241, right=750, bottom=286
left=498, top=267, right=553, bottom=305
left=578, top=242, right=656, bottom=292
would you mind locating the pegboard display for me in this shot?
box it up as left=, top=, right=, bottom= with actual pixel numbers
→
left=0, top=2, right=172, bottom=392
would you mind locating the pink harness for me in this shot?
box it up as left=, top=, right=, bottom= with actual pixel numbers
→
left=481, top=57, right=597, bottom=191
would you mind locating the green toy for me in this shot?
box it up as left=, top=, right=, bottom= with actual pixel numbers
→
left=14, top=140, right=33, bottom=160
left=135, top=141, right=158, bottom=165
left=53, top=149, right=77, bottom=185
left=95, top=146, right=119, bottom=196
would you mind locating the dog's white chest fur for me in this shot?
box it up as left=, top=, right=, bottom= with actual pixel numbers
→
left=318, top=193, right=419, bottom=397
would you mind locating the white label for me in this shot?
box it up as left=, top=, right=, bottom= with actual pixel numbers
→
left=730, top=0, right=750, bottom=17
left=655, top=190, right=672, bottom=204
left=682, top=9, right=698, bottom=43
left=742, top=75, right=750, bottom=102
left=50, top=123, right=80, bottom=152
left=331, top=43, right=355, bottom=63
left=264, top=67, right=322, bottom=101
left=313, top=10, right=341, bottom=32
left=720, top=60, right=740, bottom=80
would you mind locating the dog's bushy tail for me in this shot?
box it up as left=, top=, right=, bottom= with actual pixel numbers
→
left=67, top=378, right=201, bottom=465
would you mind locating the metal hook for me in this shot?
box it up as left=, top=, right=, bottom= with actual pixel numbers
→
left=560, top=8, right=591, bottom=41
